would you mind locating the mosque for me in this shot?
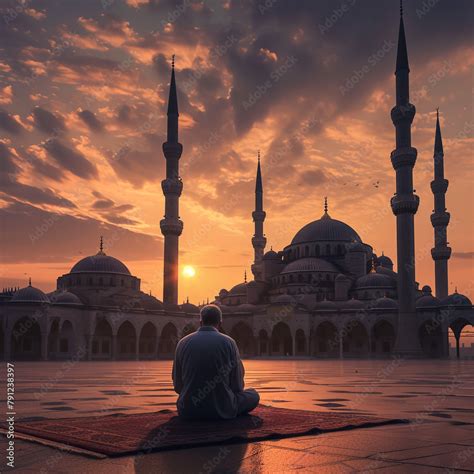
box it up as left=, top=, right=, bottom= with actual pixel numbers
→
left=1, top=9, right=472, bottom=361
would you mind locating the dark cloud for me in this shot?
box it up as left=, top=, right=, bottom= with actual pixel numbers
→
left=32, top=106, right=66, bottom=135
left=92, top=198, right=115, bottom=209
left=0, top=109, right=23, bottom=134
left=0, top=201, right=161, bottom=264
left=77, top=109, right=104, bottom=132
left=57, top=53, right=120, bottom=71
left=452, top=252, right=474, bottom=260
left=0, top=143, right=75, bottom=208
left=298, top=169, right=327, bottom=187
left=43, top=138, right=98, bottom=179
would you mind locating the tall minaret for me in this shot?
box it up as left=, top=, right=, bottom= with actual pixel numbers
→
left=251, top=151, right=266, bottom=280
left=430, top=109, right=451, bottom=299
left=160, top=55, right=183, bottom=305
left=390, top=3, right=422, bottom=356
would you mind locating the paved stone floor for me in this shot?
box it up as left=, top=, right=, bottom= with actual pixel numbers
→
left=1, top=359, right=473, bottom=473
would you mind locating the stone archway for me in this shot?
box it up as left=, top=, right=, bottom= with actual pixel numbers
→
left=295, top=329, right=306, bottom=356
left=139, top=322, right=157, bottom=359
left=92, top=319, right=112, bottom=359
left=313, top=321, right=338, bottom=357
left=182, top=324, right=196, bottom=338
left=258, top=329, right=269, bottom=356
left=58, top=320, right=75, bottom=358
left=419, top=319, right=444, bottom=358
left=371, top=320, right=396, bottom=357
left=158, top=323, right=178, bottom=357
left=11, top=317, right=42, bottom=360
left=271, top=322, right=292, bottom=356
left=117, top=321, right=137, bottom=359
left=450, top=318, right=473, bottom=359
left=343, top=320, right=369, bottom=357
left=230, top=322, right=255, bottom=357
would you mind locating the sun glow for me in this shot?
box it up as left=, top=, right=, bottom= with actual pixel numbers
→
left=182, top=265, right=196, bottom=278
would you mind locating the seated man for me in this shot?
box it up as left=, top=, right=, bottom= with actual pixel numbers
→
left=172, top=304, right=259, bottom=420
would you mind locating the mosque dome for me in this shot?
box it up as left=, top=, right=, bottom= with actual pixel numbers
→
left=281, top=258, right=339, bottom=274
left=441, top=291, right=472, bottom=307
left=376, top=266, right=397, bottom=280
left=416, top=286, right=441, bottom=308
left=335, top=273, right=350, bottom=282
left=355, top=272, right=396, bottom=289
left=377, top=254, right=393, bottom=268
left=340, top=298, right=365, bottom=310
left=347, top=241, right=365, bottom=252
left=374, top=296, right=398, bottom=310
left=291, top=211, right=361, bottom=245
left=235, top=303, right=256, bottom=312
left=180, top=302, right=200, bottom=313
left=54, top=291, right=82, bottom=305
left=229, top=282, right=247, bottom=295
left=263, top=249, right=279, bottom=260
left=11, top=282, right=50, bottom=303
left=70, top=253, right=131, bottom=275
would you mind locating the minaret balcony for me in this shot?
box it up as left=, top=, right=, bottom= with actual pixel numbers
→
left=161, top=178, right=183, bottom=196
left=430, top=178, right=449, bottom=194
left=431, top=246, right=452, bottom=260
left=390, top=193, right=419, bottom=215
left=390, top=103, right=416, bottom=125
left=390, top=147, right=417, bottom=170
left=252, top=210, right=266, bottom=222
left=252, top=235, right=267, bottom=248
left=160, top=217, right=183, bottom=236
left=430, top=211, right=450, bottom=227
left=162, top=141, right=183, bottom=159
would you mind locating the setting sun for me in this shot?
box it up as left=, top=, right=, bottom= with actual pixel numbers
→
left=182, top=265, right=196, bottom=278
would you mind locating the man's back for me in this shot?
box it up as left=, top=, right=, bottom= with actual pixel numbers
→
left=173, top=326, right=244, bottom=420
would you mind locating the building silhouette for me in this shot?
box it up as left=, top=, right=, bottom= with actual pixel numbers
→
left=0, top=7, right=472, bottom=361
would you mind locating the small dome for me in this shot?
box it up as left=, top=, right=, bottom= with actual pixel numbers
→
left=219, top=288, right=228, bottom=296
left=421, top=285, right=432, bottom=294
left=273, top=294, right=295, bottom=304
left=315, top=298, right=337, bottom=311
left=12, top=283, right=50, bottom=303
left=281, top=258, right=339, bottom=274
left=341, top=298, right=365, bottom=310
left=263, top=249, right=279, bottom=260
left=376, top=266, right=397, bottom=280
left=291, top=212, right=361, bottom=245
left=335, top=273, right=350, bottom=282
left=377, top=254, right=393, bottom=268
left=54, top=291, right=82, bottom=305
left=374, top=296, right=398, bottom=310
left=356, top=272, right=396, bottom=289
left=180, top=302, right=200, bottom=313
left=140, top=295, right=164, bottom=310
left=441, top=291, right=472, bottom=307
left=229, top=282, right=247, bottom=295
left=416, top=295, right=441, bottom=309
left=70, top=251, right=131, bottom=275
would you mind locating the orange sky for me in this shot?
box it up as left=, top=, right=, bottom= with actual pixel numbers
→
left=0, top=1, right=472, bottom=304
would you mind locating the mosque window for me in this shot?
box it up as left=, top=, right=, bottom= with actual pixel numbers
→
left=298, top=274, right=303, bottom=282
left=337, top=244, right=342, bottom=255
left=110, top=277, right=115, bottom=286
left=296, top=247, right=300, bottom=258
left=77, top=277, right=81, bottom=286
left=289, top=275, right=294, bottom=283
left=305, top=246, right=309, bottom=257
left=60, top=339, right=68, bottom=352
left=326, top=244, right=331, bottom=255
left=121, top=279, right=124, bottom=287
left=315, top=245, right=320, bottom=256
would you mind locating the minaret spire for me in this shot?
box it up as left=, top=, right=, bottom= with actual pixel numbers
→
left=390, top=4, right=422, bottom=356
left=430, top=108, right=451, bottom=299
left=160, top=55, right=184, bottom=306
left=251, top=151, right=267, bottom=281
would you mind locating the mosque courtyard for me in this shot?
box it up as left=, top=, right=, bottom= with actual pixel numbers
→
left=1, top=359, right=473, bottom=473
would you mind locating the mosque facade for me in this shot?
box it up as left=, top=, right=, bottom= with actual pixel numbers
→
left=1, top=9, right=473, bottom=361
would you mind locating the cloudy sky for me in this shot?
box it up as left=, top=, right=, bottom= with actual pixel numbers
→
left=0, top=0, right=472, bottom=303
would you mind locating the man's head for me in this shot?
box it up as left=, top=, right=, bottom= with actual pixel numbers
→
left=200, top=304, right=222, bottom=327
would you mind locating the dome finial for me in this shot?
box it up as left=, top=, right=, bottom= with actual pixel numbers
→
left=400, top=0, right=403, bottom=17
left=28, top=277, right=32, bottom=287
left=324, top=196, right=328, bottom=213
left=100, top=235, right=104, bottom=252
left=455, top=286, right=458, bottom=293
left=244, top=269, right=247, bottom=283
left=257, top=149, right=260, bottom=162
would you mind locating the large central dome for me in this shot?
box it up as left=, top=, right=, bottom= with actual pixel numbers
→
left=70, top=252, right=131, bottom=275
left=291, top=212, right=361, bottom=245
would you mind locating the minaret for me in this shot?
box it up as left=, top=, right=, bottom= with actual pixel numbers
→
left=390, top=3, right=422, bottom=356
left=251, top=151, right=266, bottom=280
left=430, top=109, right=451, bottom=299
left=160, top=55, right=183, bottom=305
